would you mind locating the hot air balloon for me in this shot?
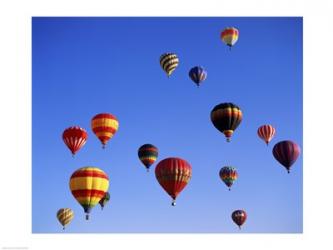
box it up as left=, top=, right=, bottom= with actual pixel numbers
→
left=221, top=27, right=239, bottom=49
left=272, top=140, right=301, bottom=173
left=232, top=210, right=247, bottom=229
left=257, top=125, right=276, bottom=145
left=69, top=167, right=109, bottom=220
left=210, top=102, right=243, bottom=142
left=99, top=192, right=110, bottom=210
left=91, top=113, right=119, bottom=149
left=56, top=208, right=74, bottom=230
left=160, top=53, right=179, bottom=77
left=219, top=166, right=238, bottom=191
left=62, top=126, right=88, bottom=156
left=138, top=144, right=159, bottom=172
left=155, top=157, right=192, bottom=206
left=189, top=66, right=207, bottom=87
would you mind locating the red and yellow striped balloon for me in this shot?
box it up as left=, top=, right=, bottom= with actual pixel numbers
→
left=155, top=157, right=192, bottom=206
left=221, top=27, right=239, bottom=48
left=257, top=124, right=276, bottom=145
left=69, top=167, right=109, bottom=220
left=91, top=113, right=119, bottom=148
left=56, top=208, right=74, bottom=230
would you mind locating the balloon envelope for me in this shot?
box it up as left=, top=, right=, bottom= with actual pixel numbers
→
left=189, top=66, right=207, bottom=87
left=272, top=140, right=301, bottom=173
left=91, top=113, right=119, bottom=148
left=160, top=53, right=179, bottom=77
left=57, top=208, right=74, bottom=230
left=219, top=166, right=238, bottom=190
left=210, top=102, right=243, bottom=142
left=221, top=27, right=239, bottom=47
left=257, top=124, right=276, bottom=145
left=232, top=210, right=247, bottom=229
left=155, top=157, right=192, bottom=205
left=69, top=167, right=109, bottom=219
left=62, top=126, right=88, bottom=156
left=138, top=144, right=159, bottom=171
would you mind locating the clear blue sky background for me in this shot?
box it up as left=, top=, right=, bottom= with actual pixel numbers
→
left=32, top=17, right=302, bottom=233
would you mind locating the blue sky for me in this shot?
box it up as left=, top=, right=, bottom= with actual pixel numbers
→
left=32, top=17, right=302, bottom=233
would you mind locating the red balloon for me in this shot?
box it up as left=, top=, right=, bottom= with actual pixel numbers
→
left=155, top=157, right=192, bottom=206
left=62, top=126, right=88, bottom=156
left=232, top=210, right=247, bottom=229
left=257, top=124, right=276, bottom=145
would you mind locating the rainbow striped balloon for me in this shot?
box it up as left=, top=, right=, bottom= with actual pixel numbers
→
left=69, top=167, right=109, bottom=220
left=221, top=27, right=239, bottom=48
left=91, top=113, right=119, bottom=148
left=138, top=144, right=158, bottom=172
left=56, top=208, right=74, bottom=230
left=219, top=166, right=238, bottom=191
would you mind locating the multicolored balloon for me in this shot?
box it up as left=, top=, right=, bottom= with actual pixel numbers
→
left=160, top=53, right=179, bottom=77
left=56, top=208, right=74, bottom=230
left=99, top=192, right=110, bottom=210
left=189, top=66, right=207, bottom=87
left=69, top=167, right=109, bottom=220
left=138, top=144, right=159, bottom=172
left=91, top=113, right=119, bottom=148
left=155, top=157, right=192, bottom=206
left=210, top=102, right=243, bottom=142
left=272, top=140, right=301, bottom=173
left=62, top=126, right=88, bottom=156
left=221, top=27, right=239, bottom=49
left=232, top=210, right=247, bottom=229
left=219, top=166, right=238, bottom=191
left=257, top=124, right=276, bottom=145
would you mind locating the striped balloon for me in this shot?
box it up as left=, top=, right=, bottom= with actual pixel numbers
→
left=56, top=208, right=74, bottom=230
left=232, top=210, right=247, bottom=229
left=257, top=124, right=276, bottom=145
left=160, top=53, right=179, bottom=77
left=99, top=192, right=110, bottom=210
left=272, top=140, right=301, bottom=173
left=219, top=166, right=238, bottom=190
left=138, top=144, right=159, bottom=172
left=155, top=157, right=192, bottom=206
left=69, top=167, right=109, bottom=220
left=91, top=113, right=119, bottom=148
left=221, top=27, right=239, bottom=49
left=189, top=66, right=207, bottom=87
left=210, top=102, right=243, bottom=142
left=62, top=126, right=88, bottom=156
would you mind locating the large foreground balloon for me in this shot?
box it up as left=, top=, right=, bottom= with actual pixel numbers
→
left=219, top=166, right=238, bottom=191
left=56, top=208, right=74, bottom=230
left=257, top=124, right=276, bottom=145
left=232, top=210, right=247, bottom=229
left=272, top=140, right=301, bottom=173
left=189, top=66, right=207, bottom=87
left=155, top=157, right=192, bottom=206
left=62, top=126, right=88, bottom=156
left=69, top=167, right=109, bottom=220
left=99, top=192, right=110, bottom=210
left=160, top=53, right=179, bottom=77
left=91, top=113, right=119, bottom=148
left=138, top=144, right=159, bottom=172
left=221, top=27, right=239, bottom=49
left=210, top=103, right=243, bottom=142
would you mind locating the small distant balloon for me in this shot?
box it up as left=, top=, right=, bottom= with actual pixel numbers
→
left=257, top=124, right=276, bottom=145
left=219, top=166, right=238, bottom=190
left=91, top=113, right=119, bottom=149
left=232, top=210, right=247, bottom=229
left=160, top=53, right=179, bottom=77
left=57, top=208, right=74, bottom=230
left=138, top=144, right=159, bottom=172
left=189, top=66, right=207, bottom=87
left=99, top=192, right=110, bottom=210
left=62, top=126, right=88, bottom=156
left=272, top=140, right=301, bottom=173
left=221, top=27, right=239, bottom=49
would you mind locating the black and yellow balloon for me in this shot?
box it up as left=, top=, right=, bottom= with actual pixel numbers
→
left=57, top=208, right=74, bottom=230
left=210, top=103, right=243, bottom=142
left=160, top=53, right=179, bottom=77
